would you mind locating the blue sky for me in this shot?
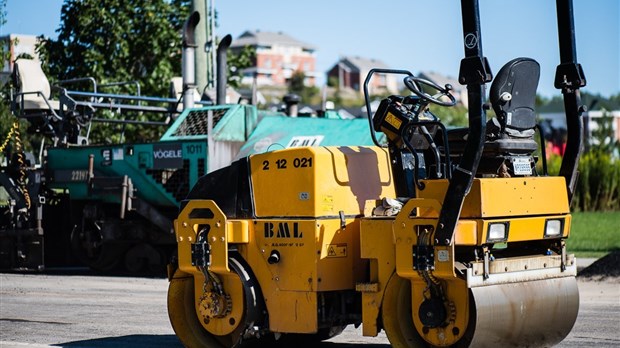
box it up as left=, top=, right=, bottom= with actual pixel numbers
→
left=3, top=0, right=619, bottom=98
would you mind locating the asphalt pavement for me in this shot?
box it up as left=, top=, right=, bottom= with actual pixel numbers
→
left=0, top=270, right=618, bottom=348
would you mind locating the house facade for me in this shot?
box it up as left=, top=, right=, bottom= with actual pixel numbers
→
left=326, top=56, right=399, bottom=95
left=230, top=30, right=318, bottom=87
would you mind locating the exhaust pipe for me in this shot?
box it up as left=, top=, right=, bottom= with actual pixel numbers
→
left=182, top=11, right=200, bottom=110
left=216, top=34, right=232, bottom=105
left=283, top=94, right=300, bottom=117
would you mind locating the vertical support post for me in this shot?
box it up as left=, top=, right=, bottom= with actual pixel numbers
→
left=555, top=0, right=586, bottom=202
left=192, top=0, right=208, bottom=93
left=207, top=0, right=217, bottom=92
left=120, top=175, right=128, bottom=219
left=434, top=0, right=492, bottom=246
left=87, top=154, right=94, bottom=181
left=207, top=109, right=214, bottom=173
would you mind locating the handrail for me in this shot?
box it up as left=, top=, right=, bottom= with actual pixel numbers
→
left=56, top=77, right=98, bottom=94
left=12, top=90, right=63, bottom=121
left=99, top=81, right=141, bottom=96
left=65, top=90, right=212, bottom=106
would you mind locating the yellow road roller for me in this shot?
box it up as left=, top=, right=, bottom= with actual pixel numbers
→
left=167, top=0, right=585, bottom=346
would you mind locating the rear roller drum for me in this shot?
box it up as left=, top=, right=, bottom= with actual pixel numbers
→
left=168, top=253, right=265, bottom=348
left=168, top=273, right=225, bottom=348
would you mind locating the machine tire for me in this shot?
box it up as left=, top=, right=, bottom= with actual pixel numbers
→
left=381, top=272, right=428, bottom=348
left=70, top=226, right=126, bottom=272
left=124, top=243, right=165, bottom=274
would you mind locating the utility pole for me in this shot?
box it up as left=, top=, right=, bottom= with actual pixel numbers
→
left=207, top=0, right=216, bottom=92
left=191, top=0, right=217, bottom=95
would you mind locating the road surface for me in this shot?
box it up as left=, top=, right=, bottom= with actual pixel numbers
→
left=0, top=272, right=618, bottom=347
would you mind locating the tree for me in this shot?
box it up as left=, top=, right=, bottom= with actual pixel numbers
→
left=428, top=104, right=468, bottom=127
left=0, top=0, right=18, bottom=151
left=288, top=71, right=319, bottom=104
left=39, top=0, right=190, bottom=97
left=0, top=0, right=7, bottom=64
left=37, top=0, right=191, bottom=143
left=227, top=45, right=255, bottom=89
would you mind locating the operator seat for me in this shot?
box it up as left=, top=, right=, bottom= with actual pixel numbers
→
left=484, top=57, right=540, bottom=154
left=448, top=57, right=540, bottom=156
left=13, top=59, right=62, bottom=116
left=12, top=59, right=64, bottom=137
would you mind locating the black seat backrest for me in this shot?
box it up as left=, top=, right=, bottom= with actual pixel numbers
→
left=490, top=57, right=540, bottom=133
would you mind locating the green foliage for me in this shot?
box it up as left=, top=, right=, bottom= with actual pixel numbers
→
left=0, top=0, right=18, bottom=151
left=573, top=150, right=620, bottom=211
left=570, top=110, right=620, bottom=211
left=37, top=0, right=191, bottom=144
left=544, top=151, right=620, bottom=212
left=337, top=94, right=365, bottom=108
left=288, top=71, right=319, bottom=104
left=39, top=0, right=190, bottom=96
left=543, top=152, right=563, bottom=176
left=227, top=45, right=255, bottom=89
left=288, top=71, right=306, bottom=95
left=0, top=0, right=7, bottom=63
left=589, top=110, right=620, bottom=153
left=537, top=91, right=620, bottom=113
left=302, top=86, right=321, bottom=105
left=428, top=104, right=468, bottom=127
left=327, top=76, right=338, bottom=88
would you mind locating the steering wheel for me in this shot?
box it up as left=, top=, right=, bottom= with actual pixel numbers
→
left=403, top=76, right=457, bottom=107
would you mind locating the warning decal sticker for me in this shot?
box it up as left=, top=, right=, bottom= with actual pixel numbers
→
left=326, top=243, right=347, bottom=258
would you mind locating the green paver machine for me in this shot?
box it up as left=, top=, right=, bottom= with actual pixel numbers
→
left=0, top=13, right=382, bottom=272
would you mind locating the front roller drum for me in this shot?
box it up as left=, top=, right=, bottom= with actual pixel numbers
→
left=465, top=276, right=579, bottom=347
left=381, top=273, right=579, bottom=347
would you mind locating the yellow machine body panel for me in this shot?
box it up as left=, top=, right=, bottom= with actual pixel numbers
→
left=247, top=218, right=363, bottom=292
left=240, top=218, right=365, bottom=333
left=172, top=146, right=397, bottom=335
left=358, top=217, right=397, bottom=336
left=249, top=146, right=394, bottom=217
left=417, top=177, right=570, bottom=218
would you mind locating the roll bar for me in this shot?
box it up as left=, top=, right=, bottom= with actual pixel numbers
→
left=555, top=0, right=586, bottom=202
left=434, top=0, right=585, bottom=246
left=434, top=0, right=492, bottom=246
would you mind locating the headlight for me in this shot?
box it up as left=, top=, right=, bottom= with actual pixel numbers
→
left=487, top=222, right=509, bottom=242
left=544, top=219, right=564, bottom=238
